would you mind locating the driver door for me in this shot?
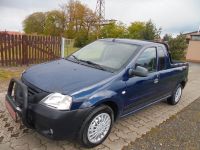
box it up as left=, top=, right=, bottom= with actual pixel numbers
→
left=123, top=47, right=159, bottom=114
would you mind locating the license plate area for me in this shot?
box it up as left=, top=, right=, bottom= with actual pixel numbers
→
left=5, top=100, right=18, bottom=122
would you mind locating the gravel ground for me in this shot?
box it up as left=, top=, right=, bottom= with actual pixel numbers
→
left=124, top=97, right=200, bottom=150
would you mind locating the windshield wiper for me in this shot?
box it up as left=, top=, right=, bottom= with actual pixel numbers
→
left=72, top=55, right=79, bottom=61
left=79, top=59, right=107, bottom=71
left=67, top=55, right=80, bottom=63
left=68, top=56, right=107, bottom=71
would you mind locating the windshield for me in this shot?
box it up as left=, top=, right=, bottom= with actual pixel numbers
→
left=69, top=40, right=139, bottom=72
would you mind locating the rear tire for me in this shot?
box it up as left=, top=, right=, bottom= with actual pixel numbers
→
left=79, top=105, right=114, bottom=148
left=167, top=84, right=182, bottom=105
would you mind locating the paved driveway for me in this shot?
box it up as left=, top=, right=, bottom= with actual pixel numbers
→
left=124, top=97, right=200, bottom=150
left=0, top=63, right=200, bottom=150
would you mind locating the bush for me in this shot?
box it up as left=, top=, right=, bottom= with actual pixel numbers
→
left=168, top=34, right=187, bottom=60
left=127, top=20, right=161, bottom=40
left=74, top=31, right=90, bottom=48
left=100, top=22, right=127, bottom=38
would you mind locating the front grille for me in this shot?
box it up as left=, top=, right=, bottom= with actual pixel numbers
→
left=21, top=78, right=42, bottom=97
left=28, top=86, right=40, bottom=97
left=13, top=79, right=43, bottom=107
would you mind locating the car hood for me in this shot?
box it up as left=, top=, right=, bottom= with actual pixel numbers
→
left=22, top=59, right=113, bottom=94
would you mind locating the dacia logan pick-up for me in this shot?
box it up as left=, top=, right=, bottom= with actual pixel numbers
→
left=5, top=39, right=188, bottom=148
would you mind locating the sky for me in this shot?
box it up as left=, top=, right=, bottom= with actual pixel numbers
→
left=0, top=0, right=200, bottom=36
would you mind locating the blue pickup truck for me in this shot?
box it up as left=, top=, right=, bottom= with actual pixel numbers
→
left=6, top=39, right=188, bottom=147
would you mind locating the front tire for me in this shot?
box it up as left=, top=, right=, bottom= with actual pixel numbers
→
left=167, top=84, right=182, bottom=105
left=79, top=105, right=114, bottom=148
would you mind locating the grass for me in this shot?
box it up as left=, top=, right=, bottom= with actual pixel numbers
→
left=0, top=66, right=26, bottom=92
left=64, top=46, right=79, bottom=57
left=0, top=67, right=25, bottom=81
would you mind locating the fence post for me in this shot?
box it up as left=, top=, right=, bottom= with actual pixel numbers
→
left=0, top=34, right=4, bottom=66
left=61, top=37, right=65, bottom=58
left=22, top=35, right=28, bottom=65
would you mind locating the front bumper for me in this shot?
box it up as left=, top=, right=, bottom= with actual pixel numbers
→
left=5, top=78, right=93, bottom=140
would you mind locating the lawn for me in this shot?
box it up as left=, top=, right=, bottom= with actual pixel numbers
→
left=0, top=67, right=26, bottom=81
left=0, top=67, right=26, bottom=92
left=65, top=46, right=79, bottom=57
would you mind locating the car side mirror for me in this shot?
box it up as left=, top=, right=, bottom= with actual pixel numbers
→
left=128, top=66, right=148, bottom=77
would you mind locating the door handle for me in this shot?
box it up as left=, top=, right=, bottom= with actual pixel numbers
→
left=154, top=78, right=159, bottom=84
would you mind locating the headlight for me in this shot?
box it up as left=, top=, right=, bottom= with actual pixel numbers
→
left=40, top=93, right=72, bottom=110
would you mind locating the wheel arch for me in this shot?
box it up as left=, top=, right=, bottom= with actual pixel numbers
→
left=99, top=100, right=120, bottom=121
left=180, top=80, right=186, bottom=88
left=80, top=90, right=123, bottom=121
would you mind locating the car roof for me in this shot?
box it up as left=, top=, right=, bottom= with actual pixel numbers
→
left=100, top=38, right=162, bottom=46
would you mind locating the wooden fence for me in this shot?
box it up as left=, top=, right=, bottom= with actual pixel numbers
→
left=0, top=33, right=61, bottom=66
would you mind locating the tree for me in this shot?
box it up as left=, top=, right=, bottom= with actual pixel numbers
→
left=168, top=34, right=187, bottom=60
left=64, top=0, right=85, bottom=35
left=143, top=20, right=161, bottom=40
left=61, top=0, right=98, bottom=46
left=127, top=20, right=161, bottom=40
left=23, top=0, right=97, bottom=40
left=22, top=1, right=165, bottom=48
left=128, top=22, right=145, bottom=39
left=163, top=34, right=173, bottom=42
left=74, top=30, right=89, bottom=47
left=44, top=10, right=66, bottom=36
left=100, top=22, right=127, bottom=38
left=23, top=12, right=46, bottom=34
left=61, top=0, right=98, bottom=38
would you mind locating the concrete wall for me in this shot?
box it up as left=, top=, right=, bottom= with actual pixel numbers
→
left=186, top=40, right=200, bottom=62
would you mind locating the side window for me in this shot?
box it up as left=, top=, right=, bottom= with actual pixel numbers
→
left=136, top=47, right=157, bottom=72
left=157, top=47, right=166, bottom=70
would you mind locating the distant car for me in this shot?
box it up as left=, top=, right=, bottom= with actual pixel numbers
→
left=6, top=39, right=188, bottom=148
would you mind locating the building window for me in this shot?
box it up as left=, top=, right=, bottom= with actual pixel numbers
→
left=191, top=35, right=200, bottom=41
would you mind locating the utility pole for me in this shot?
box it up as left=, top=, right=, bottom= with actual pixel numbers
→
left=95, top=0, right=105, bottom=38
left=96, top=0, right=105, bottom=21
